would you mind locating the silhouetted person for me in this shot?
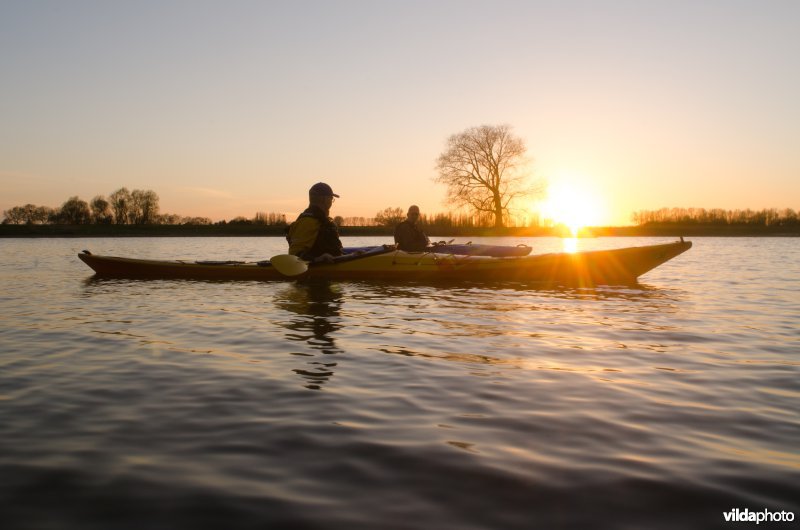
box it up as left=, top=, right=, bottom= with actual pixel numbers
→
left=394, top=205, right=430, bottom=252
left=287, top=182, right=343, bottom=262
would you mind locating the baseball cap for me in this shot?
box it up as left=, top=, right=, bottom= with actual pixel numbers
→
left=309, top=182, right=339, bottom=198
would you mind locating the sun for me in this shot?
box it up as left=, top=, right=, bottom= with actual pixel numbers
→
left=540, top=180, right=606, bottom=236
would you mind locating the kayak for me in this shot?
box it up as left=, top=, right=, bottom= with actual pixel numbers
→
left=78, top=239, right=691, bottom=284
left=344, top=243, right=532, bottom=257
left=79, top=241, right=690, bottom=284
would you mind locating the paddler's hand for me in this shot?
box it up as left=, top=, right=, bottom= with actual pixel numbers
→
left=313, top=253, right=336, bottom=264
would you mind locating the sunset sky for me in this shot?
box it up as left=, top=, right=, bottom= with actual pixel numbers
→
left=2, top=0, right=798, bottom=226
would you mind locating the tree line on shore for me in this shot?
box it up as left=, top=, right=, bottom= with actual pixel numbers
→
left=632, top=208, right=799, bottom=227
left=2, top=187, right=537, bottom=228
left=1, top=188, right=212, bottom=226
left=6, top=191, right=797, bottom=232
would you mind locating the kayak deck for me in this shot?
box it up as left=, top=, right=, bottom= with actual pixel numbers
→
left=78, top=240, right=691, bottom=285
left=344, top=243, right=532, bottom=257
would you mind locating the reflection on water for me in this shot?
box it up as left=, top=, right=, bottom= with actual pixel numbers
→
left=562, top=236, right=579, bottom=253
left=328, top=279, right=693, bottom=380
left=344, top=277, right=683, bottom=304
left=275, top=281, right=344, bottom=390
left=76, top=275, right=689, bottom=386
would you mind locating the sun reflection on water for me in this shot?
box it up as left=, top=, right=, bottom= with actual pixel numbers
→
left=562, top=237, right=579, bottom=253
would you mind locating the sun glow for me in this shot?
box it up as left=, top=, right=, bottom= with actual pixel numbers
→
left=540, top=178, right=607, bottom=237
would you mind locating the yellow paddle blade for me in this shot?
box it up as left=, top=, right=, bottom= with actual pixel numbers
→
left=270, top=254, right=309, bottom=276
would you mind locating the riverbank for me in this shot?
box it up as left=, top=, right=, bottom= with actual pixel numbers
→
left=1, top=223, right=798, bottom=238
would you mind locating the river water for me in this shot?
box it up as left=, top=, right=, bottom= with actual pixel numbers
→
left=1, top=236, right=798, bottom=529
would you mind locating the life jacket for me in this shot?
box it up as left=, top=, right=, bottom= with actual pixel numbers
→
left=286, top=206, right=343, bottom=259
left=394, top=220, right=429, bottom=252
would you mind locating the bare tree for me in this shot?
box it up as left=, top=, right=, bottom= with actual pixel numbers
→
left=374, top=207, right=405, bottom=227
left=131, top=189, right=160, bottom=224
left=254, top=212, right=288, bottom=225
left=109, top=188, right=132, bottom=224
left=58, top=196, right=92, bottom=224
left=342, top=216, right=370, bottom=226
left=183, top=216, right=212, bottom=225
left=90, top=195, right=113, bottom=224
left=1, top=207, right=20, bottom=224
left=435, top=124, right=542, bottom=228
left=2, top=204, right=52, bottom=224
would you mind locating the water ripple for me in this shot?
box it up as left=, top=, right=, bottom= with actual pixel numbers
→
left=1, top=237, right=798, bottom=529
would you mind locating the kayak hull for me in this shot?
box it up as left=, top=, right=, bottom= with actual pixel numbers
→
left=78, top=240, right=691, bottom=285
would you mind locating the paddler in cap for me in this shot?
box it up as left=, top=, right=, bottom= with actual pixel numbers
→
left=286, top=182, right=344, bottom=263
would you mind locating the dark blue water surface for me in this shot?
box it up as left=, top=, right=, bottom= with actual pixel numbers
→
left=1, top=237, right=798, bottom=529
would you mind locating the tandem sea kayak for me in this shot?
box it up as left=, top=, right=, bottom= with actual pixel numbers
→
left=78, top=239, right=691, bottom=285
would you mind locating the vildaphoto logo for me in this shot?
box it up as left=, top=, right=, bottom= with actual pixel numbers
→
left=723, top=508, right=795, bottom=524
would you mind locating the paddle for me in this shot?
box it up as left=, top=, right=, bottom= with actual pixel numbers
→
left=270, top=254, right=309, bottom=276
left=270, top=245, right=396, bottom=277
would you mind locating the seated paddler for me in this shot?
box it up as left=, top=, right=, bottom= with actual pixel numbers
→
left=287, top=182, right=344, bottom=263
left=394, top=205, right=430, bottom=252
